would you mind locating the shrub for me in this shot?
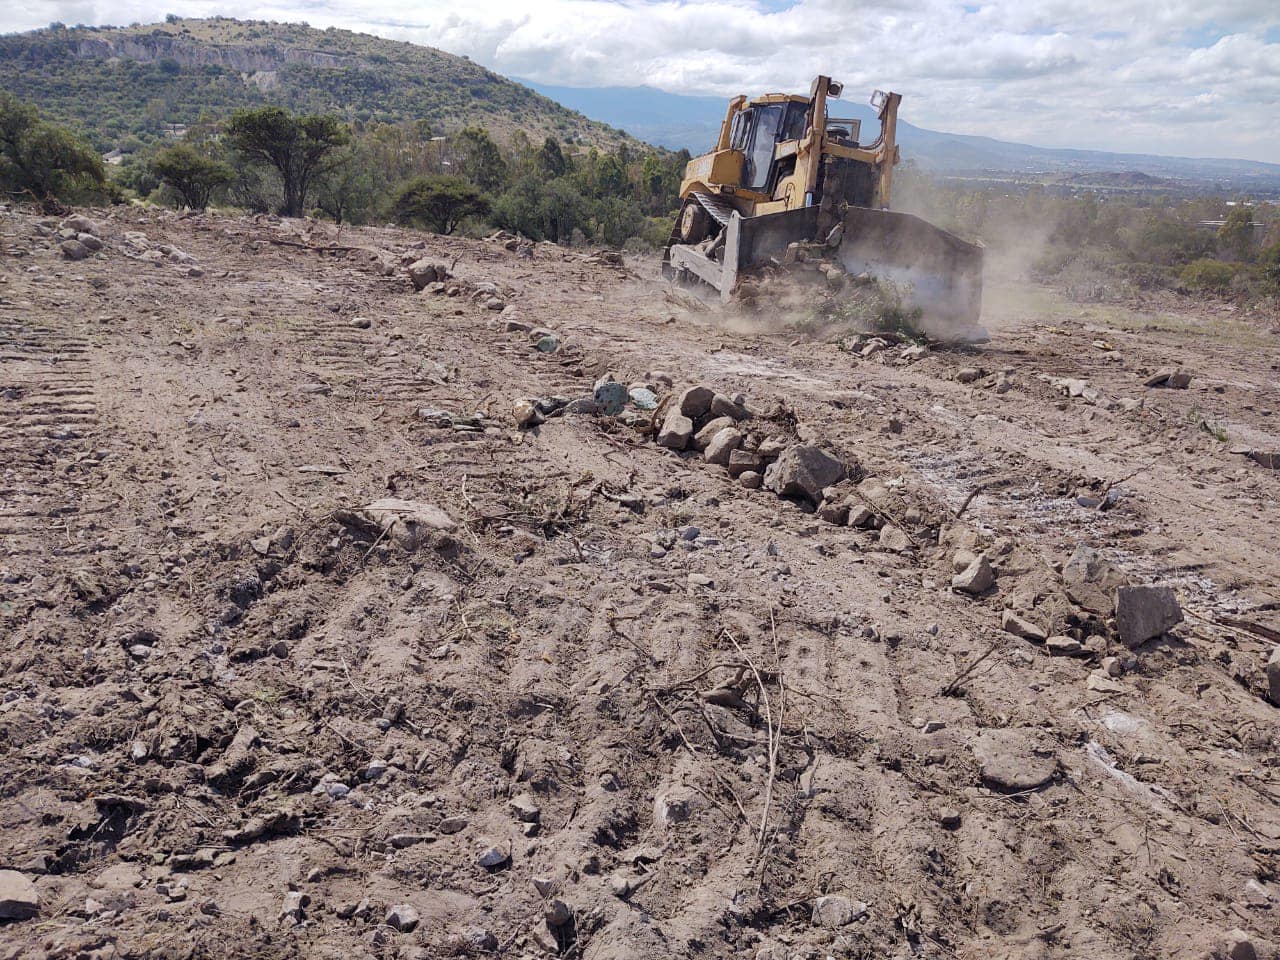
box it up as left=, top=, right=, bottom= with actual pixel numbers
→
left=392, top=174, right=488, bottom=235
left=1178, top=258, right=1237, bottom=292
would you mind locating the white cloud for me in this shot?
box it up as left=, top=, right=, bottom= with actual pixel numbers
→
left=3, top=0, right=1278, bottom=161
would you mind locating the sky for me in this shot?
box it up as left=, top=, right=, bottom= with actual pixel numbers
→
left=3, top=0, right=1279, bottom=162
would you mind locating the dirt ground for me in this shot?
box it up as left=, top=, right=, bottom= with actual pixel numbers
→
left=2, top=203, right=1279, bottom=960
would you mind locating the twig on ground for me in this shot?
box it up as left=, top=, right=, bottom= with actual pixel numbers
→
left=941, top=637, right=1002, bottom=696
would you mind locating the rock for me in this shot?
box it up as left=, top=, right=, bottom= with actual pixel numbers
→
left=1087, top=671, right=1125, bottom=693
left=594, top=380, right=628, bottom=416
left=676, top=385, right=715, bottom=420
left=653, top=792, right=691, bottom=827
left=693, top=416, right=736, bottom=451
left=956, top=366, right=983, bottom=383
left=1101, top=655, right=1124, bottom=677
left=1144, top=367, right=1191, bottom=388
left=279, top=891, right=307, bottom=924
left=477, top=846, right=509, bottom=870
left=1046, top=635, right=1084, bottom=656
left=484, top=296, right=506, bottom=311
left=709, top=393, right=748, bottom=420
left=407, top=259, right=448, bottom=290
left=544, top=899, right=572, bottom=927
left=628, top=387, right=658, bottom=411
left=1061, top=544, right=1125, bottom=615
left=972, top=729, right=1058, bottom=791
left=878, top=524, right=912, bottom=552
left=657, top=409, right=694, bottom=450
left=0, top=871, right=39, bottom=920
left=563, top=397, right=600, bottom=415
left=847, top=505, right=876, bottom=528
left=509, top=793, right=541, bottom=823
left=952, top=556, right=995, bottom=595
left=1265, top=646, right=1280, bottom=705
left=385, top=903, right=420, bottom=932
left=63, top=214, right=98, bottom=235
left=513, top=398, right=543, bottom=428
left=728, top=449, right=765, bottom=478
left=438, top=816, right=468, bottom=834
left=763, top=445, right=847, bottom=504
left=78, top=233, right=103, bottom=251
left=349, top=315, right=371, bottom=329
left=60, top=239, right=88, bottom=260
left=535, top=334, right=559, bottom=353
left=811, top=894, right=867, bottom=928
left=817, top=500, right=849, bottom=525
left=757, top=437, right=786, bottom=460
left=458, top=927, right=497, bottom=951
left=705, top=428, right=744, bottom=466
left=505, top=318, right=532, bottom=333
left=361, top=499, right=456, bottom=549
left=738, top=470, right=763, bottom=489
left=937, top=807, right=962, bottom=829
left=1223, top=929, right=1258, bottom=960
left=902, top=344, right=928, bottom=361
left=1115, top=585, right=1182, bottom=647
left=952, top=548, right=978, bottom=573
left=1001, top=609, right=1047, bottom=642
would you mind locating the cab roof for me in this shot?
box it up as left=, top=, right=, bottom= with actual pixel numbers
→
left=746, top=93, right=810, bottom=107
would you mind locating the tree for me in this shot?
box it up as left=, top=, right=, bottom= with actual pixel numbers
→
left=392, top=175, right=488, bottom=235
left=450, top=126, right=506, bottom=191
left=224, top=107, right=349, bottom=217
left=0, top=91, right=104, bottom=206
left=539, top=136, right=567, bottom=178
left=316, top=142, right=376, bottom=225
left=151, top=143, right=231, bottom=209
left=1218, top=204, right=1256, bottom=262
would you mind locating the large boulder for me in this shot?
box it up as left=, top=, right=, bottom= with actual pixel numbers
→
left=1115, top=585, right=1182, bottom=647
left=657, top=409, right=693, bottom=450
left=0, top=870, right=39, bottom=920
left=676, top=385, right=715, bottom=421
left=407, top=259, right=449, bottom=291
left=704, top=428, right=743, bottom=466
left=763, top=445, right=846, bottom=503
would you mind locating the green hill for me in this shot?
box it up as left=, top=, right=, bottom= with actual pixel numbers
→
left=0, top=18, right=639, bottom=152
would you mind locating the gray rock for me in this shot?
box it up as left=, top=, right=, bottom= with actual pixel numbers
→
left=628, top=387, right=658, bottom=410
left=509, top=793, right=541, bottom=823
left=1001, top=609, right=1047, bottom=642
left=1115, top=585, right=1182, bottom=647
left=811, top=894, right=867, bottom=928
left=513, top=399, right=543, bottom=428
left=459, top=927, right=497, bottom=951
left=535, top=334, right=559, bottom=353
left=847, top=505, right=876, bottom=528
left=1061, top=544, right=1126, bottom=615
left=956, top=366, right=983, bottom=383
left=484, top=296, right=506, bottom=311
left=0, top=870, right=39, bottom=920
left=504, top=318, right=532, bottom=333
left=816, top=500, right=849, bottom=525
left=709, top=393, right=748, bottom=420
left=349, top=315, right=371, bottom=329
left=438, top=815, right=468, bottom=834
left=544, top=899, right=573, bottom=927
left=763, top=445, right=847, bottom=503
left=653, top=792, right=691, bottom=827
left=676, top=385, right=715, bottom=420
left=878, top=524, right=911, bottom=552
left=657, top=409, right=694, bottom=450
left=60, top=239, right=88, bottom=260
left=63, top=214, right=98, bottom=235
left=594, top=380, right=629, bottom=416
left=563, top=397, right=600, bottom=415
left=972, top=729, right=1058, bottom=791
left=693, top=416, right=736, bottom=451
left=78, top=233, right=103, bottom=251
left=477, top=845, right=509, bottom=870
left=728, top=449, right=764, bottom=478
left=407, top=259, right=448, bottom=290
left=1266, top=646, right=1280, bottom=705
left=705, top=428, right=744, bottom=466
left=385, top=903, right=420, bottom=932
left=952, top=556, right=995, bottom=595
left=1046, top=635, right=1084, bottom=655
left=738, top=470, right=763, bottom=489
left=1224, top=929, right=1258, bottom=960
left=279, top=890, right=307, bottom=924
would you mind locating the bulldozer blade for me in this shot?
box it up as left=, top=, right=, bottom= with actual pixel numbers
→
left=833, top=207, right=985, bottom=341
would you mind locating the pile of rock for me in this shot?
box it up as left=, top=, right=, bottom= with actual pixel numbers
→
left=513, top=372, right=666, bottom=429
left=407, top=258, right=512, bottom=310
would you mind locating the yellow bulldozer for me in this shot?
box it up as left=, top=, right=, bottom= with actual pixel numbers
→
left=662, top=75, right=985, bottom=339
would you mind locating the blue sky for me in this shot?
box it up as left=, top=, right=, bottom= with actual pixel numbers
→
left=3, top=0, right=1278, bottom=161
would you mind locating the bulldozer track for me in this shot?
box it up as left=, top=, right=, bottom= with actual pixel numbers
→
left=0, top=312, right=102, bottom=559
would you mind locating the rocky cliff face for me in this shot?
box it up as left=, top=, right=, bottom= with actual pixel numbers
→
left=73, top=34, right=356, bottom=73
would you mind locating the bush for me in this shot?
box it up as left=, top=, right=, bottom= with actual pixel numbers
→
left=1178, top=258, right=1238, bottom=292
left=0, top=91, right=105, bottom=206
left=151, top=142, right=232, bottom=209
left=392, top=174, right=488, bottom=235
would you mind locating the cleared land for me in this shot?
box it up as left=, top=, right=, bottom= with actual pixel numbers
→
left=1, top=204, right=1279, bottom=960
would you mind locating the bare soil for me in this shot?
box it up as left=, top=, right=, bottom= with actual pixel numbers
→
left=2, top=204, right=1279, bottom=960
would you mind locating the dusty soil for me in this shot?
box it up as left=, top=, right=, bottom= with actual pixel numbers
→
left=2, top=203, right=1279, bottom=960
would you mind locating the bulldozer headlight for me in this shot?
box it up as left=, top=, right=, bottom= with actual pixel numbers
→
left=827, top=79, right=843, bottom=98
left=870, top=89, right=887, bottom=111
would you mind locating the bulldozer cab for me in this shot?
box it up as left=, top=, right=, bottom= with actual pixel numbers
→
left=729, top=100, right=807, bottom=192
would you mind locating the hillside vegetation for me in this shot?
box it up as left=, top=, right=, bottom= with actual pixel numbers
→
left=0, top=18, right=638, bottom=153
